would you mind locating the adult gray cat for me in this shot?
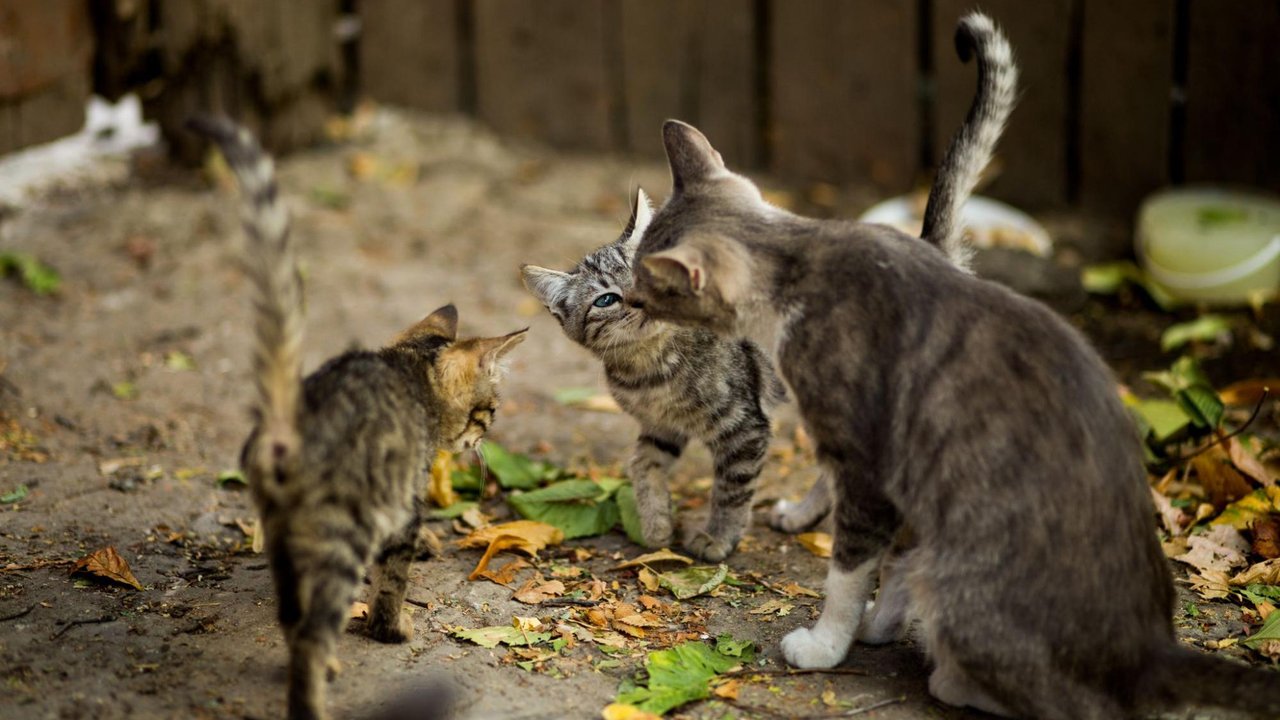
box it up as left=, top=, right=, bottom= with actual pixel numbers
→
left=519, top=12, right=1015, bottom=561
left=626, top=14, right=1280, bottom=720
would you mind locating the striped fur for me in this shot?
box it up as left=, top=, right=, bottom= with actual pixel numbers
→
left=631, top=81, right=1280, bottom=720
left=522, top=189, right=790, bottom=561
left=193, top=117, right=525, bottom=720
left=920, top=12, right=1019, bottom=271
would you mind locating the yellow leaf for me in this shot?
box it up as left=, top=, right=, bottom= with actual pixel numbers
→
left=71, top=546, right=143, bottom=590
left=797, top=532, right=832, bottom=558
left=713, top=679, right=742, bottom=701
left=614, top=548, right=695, bottom=570
left=777, top=581, right=822, bottom=598
left=1231, top=558, right=1280, bottom=586
left=1211, top=489, right=1275, bottom=530
left=428, top=449, right=457, bottom=509
left=1218, top=378, right=1280, bottom=407
left=602, top=704, right=661, bottom=720
left=1227, top=437, right=1278, bottom=487
left=458, top=521, right=563, bottom=580
left=1188, top=570, right=1232, bottom=601
left=513, top=616, right=543, bottom=632
left=637, top=567, right=659, bottom=592
left=349, top=601, right=369, bottom=621
left=513, top=579, right=566, bottom=605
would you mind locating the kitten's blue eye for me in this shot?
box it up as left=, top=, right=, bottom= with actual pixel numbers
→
left=592, top=293, right=621, bottom=308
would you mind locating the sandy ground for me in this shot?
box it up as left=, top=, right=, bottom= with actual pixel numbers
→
left=0, top=109, right=1269, bottom=720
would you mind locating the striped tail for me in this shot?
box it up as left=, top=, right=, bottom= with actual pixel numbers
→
left=188, top=115, right=303, bottom=481
left=920, top=12, right=1019, bottom=272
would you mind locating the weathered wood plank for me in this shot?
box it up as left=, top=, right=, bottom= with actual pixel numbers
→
left=0, top=0, right=93, bottom=98
left=769, top=0, right=918, bottom=190
left=0, top=73, right=87, bottom=155
left=620, top=0, right=758, bottom=167
left=1079, top=0, right=1174, bottom=219
left=360, top=0, right=460, bottom=112
left=1184, top=0, right=1280, bottom=191
left=934, top=0, right=1072, bottom=207
left=474, top=0, right=613, bottom=151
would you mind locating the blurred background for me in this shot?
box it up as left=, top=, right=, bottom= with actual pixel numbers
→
left=2, top=0, right=1277, bottom=260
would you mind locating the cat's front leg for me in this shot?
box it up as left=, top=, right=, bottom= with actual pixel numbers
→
left=628, top=430, right=688, bottom=548
left=687, top=412, right=770, bottom=561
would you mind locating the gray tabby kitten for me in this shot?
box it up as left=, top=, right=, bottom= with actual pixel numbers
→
left=518, top=13, right=1013, bottom=560
left=628, top=14, right=1280, bottom=720
left=190, top=117, right=525, bottom=720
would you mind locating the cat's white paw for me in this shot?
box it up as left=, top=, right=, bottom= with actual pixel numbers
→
left=768, top=498, right=823, bottom=533
left=781, top=626, right=845, bottom=669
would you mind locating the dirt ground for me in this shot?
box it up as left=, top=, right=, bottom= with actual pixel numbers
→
left=0, top=109, right=1271, bottom=720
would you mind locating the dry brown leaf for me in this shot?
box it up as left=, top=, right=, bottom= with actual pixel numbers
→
left=71, top=546, right=143, bottom=590
left=1253, top=517, right=1280, bottom=559
left=428, top=449, right=457, bottom=509
left=585, top=608, right=610, bottom=627
left=797, top=532, right=833, bottom=558
left=1231, top=558, right=1280, bottom=586
left=1255, top=639, right=1280, bottom=660
left=1175, top=525, right=1250, bottom=575
left=457, top=521, right=563, bottom=580
left=749, top=599, right=794, bottom=616
left=1150, top=487, right=1191, bottom=536
left=777, top=581, right=822, bottom=598
left=513, top=579, right=566, bottom=605
left=1218, top=378, right=1280, bottom=407
left=637, top=567, right=659, bottom=592
left=1229, top=437, right=1278, bottom=487
left=712, top=679, right=742, bottom=701
left=478, top=558, right=531, bottom=586
left=349, top=600, right=369, bottom=621
left=1188, top=570, right=1232, bottom=600
left=1192, top=446, right=1254, bottom=508
left=614, top=548, right=695, bottom=570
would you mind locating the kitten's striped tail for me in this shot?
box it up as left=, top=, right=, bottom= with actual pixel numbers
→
left=920, top=12, right=1018, bottom=272
left=188, top=116, right=303, bottom=479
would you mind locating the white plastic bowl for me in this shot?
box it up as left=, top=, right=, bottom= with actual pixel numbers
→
left=858, top=194, right=1053, bottom=256
left=1136, top=188, right=1280, bottom=306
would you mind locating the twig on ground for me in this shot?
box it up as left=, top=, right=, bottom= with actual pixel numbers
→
left=1173, top=389, right=1269, bottom=465
left=0, top=603, right=36, bottom=622
left=539, top=597, right=600, bottom=608
left=1, top=559, right=75, bottom=573
left=405, top=597, right=432, bottom=609
left=723, top=667, right=870, bottom=678
left=51, top=614, right=117, bottom=640
left=840, top=696, right=906, bottom=716
left=727, top=695, right=904, bottom=719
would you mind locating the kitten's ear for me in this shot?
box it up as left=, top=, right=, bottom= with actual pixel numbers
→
left=618, top=188, right=654, bottom=256
left=663, top=120, right=725, bottom=191
left=520, top=265, right=571, bottom=307
left=641, top=245, right=707, bottom=296
left=397, top=303, right=458, bottom=343
left=477, top=328, right=529, bottom=375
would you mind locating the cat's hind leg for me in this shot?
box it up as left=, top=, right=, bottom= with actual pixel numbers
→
left=768, top=468, right=832, bottom=533
left=628, top=430, right=688, bottom=549
left=857, top=526, right=915, bottom=645
left=284, top=568, right=359, bottom=720
left=366, top=522, right=418, bottom=643
left=688, top=410, right=771, bottom=561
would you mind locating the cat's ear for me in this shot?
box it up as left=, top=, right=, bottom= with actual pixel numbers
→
left=618, top=188, right=654, bottom=257
left=663, top=120, right=725, bottom=191
left=641, top=244, right=708, bottom=296
left=520, top=265, right=571, bottom=307
left=641, top=233, right=750, bottom=302
left=397, top=303, right=458, bottom=343
left=477, top=328, right=529, bottom=374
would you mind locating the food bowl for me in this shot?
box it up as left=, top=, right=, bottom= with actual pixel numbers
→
left=858, top=194, right=1052, bottom=256
left=1136, top=188, right=1280, bottom=306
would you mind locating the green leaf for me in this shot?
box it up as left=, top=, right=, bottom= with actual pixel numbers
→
left=714, top=634, right=755, bottom=660
left=508, top=479, right=620, bottom=540
left=450, top=466, right=483, bottom=493
left=111, top=381, right=139, bottom=401
left=0, top=484, right=29, bottom=504
left=1160, top=315, right=1232, bottom=352
left=215, top=470, right=246, bottom=487
left=657, top=564, right=729, bottom=600
left=451, top=625, right=551, bottom=649
left=309, top=186, right=350, bottom=210
left=616, top=484, right=646, bottom=545
left=480, top=442, right=560, bottom=490
left=1176, top=385, right=1225, bottom=429
left=1235, top=584, right=1280, bottom=608
left=1127, top=399, right=1191, bottom=442
left=552, top=387, right=598, bottom=405
left=616, top=639, right=751, bottom=715
left=164, top=351, right=197, bottom=371
left=1242, top=608, right=1280, bottom=649
left=0, top=252, right=60, bottom=295
left=429, top=500, right=477, bottom=520
left=1079, top=260, right=1176, bottom=308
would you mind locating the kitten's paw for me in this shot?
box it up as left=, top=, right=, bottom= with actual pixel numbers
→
left=683, top=529, right=738, bottom=562
left=325, top=655, right=343, bottom=681
left=367, top=611, right=414, bottom=644
left=781, top=626, right=846, bottom=669
left=639, top=514, right=675, bottom=549
left=768, top=499, right=823, bottom=533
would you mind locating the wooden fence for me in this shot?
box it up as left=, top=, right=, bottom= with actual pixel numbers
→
left=361, top=0, right=1280, bottom=224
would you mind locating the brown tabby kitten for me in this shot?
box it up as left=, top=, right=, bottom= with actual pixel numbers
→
left=627, top=15, right=1280, bottom=720
left=190, top=117, right=525, bottom=720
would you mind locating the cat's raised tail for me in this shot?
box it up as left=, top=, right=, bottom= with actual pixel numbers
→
left=187, top=115, right=303, bottom=480
left=920, top=12, right=1018, bottom=272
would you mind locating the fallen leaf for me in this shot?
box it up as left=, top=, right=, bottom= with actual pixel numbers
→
left=821, top=689, right=839, bottom=707
left=98, top=457, right=145, bottom=476
left=712, top=679, right=741, bottom=701
left=163, top=350, right=196, bottom=371
left=216, top=469, right=247, bottom=487
left=508, top=479, right=621, bottom=539
left=1228, top=437, right=1278, bottom=487
left=614, top=549, right=695, bottom=570
left=776, top=581, right=822, bottom=599
left=428, top=449, right=457, bottom=509
left=797, top=532, right=833, bottom=558
left=71, top=547, right=143, bottom=590
left=1253, top=517, right=1280, bottom=559
left=480, top=442, right=562, bottom=490
left=478, top=558, right=531, bottom=586
left=452, top=624, right=550, bottom=649
left=601, top=704, right=662, bottom=720
left=657, top=564, right=729, bottom=600
left=513, top=616, right=543, bottom=632
left=615, top=638, right=754, bottom=715
left=0, top=484, right=29, bottom=504
left=513, top=579, right=566, bottom=605
left=1232, top=558, right=1280, bottom=586
left=1218, top=379, right=1280, bottom=407
left=637, top=567, right=659, bottom=592
left=1150, top=487, right=1190, bottom=536
left=1176, top=526, right=1250, bottom=575
left=457, top=520, right=564, bottom=580
left=1160, top=315, right=1232, bottom=352
left=1212, top=489, right=1279, bottom=530
left=1243, top=609, right=1280, bottom=654
left=1188, top=570, right=1232, bottom=600
left=1193, top=446, right=1253, bottom=509
left=553, top=388, right=622, bottom=413
left=349, top=601, right=369, bottom=621
left=749, top=599, right=793, bottom=617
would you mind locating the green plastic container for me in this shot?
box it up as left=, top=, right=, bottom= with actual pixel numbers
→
left=1137, top=188, right=1280, bottom=306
